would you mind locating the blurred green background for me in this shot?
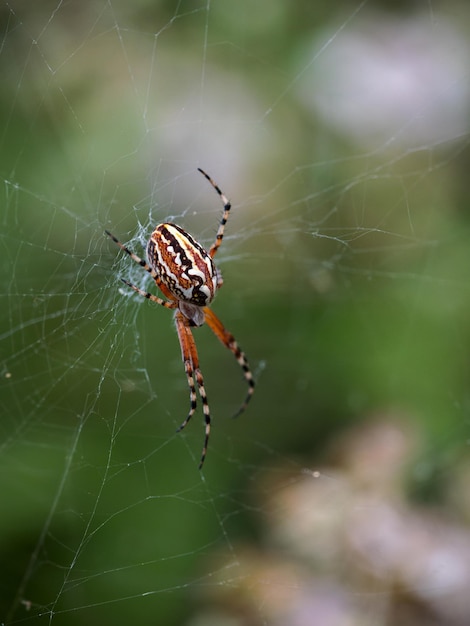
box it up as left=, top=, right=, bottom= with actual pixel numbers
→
left=1, top=1, right=470, bottom=624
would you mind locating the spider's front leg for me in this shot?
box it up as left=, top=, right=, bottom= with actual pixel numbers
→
left=175, top=311, right=211, bottom=469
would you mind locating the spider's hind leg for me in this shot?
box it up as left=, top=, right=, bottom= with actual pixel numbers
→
left=203, top=307, right=255, bottom=418
left=175, top=311, right=212, bottom=469
left=176, top=358, right=198, bottom=434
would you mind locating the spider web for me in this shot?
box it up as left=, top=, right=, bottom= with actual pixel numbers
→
left=2, top=1, right=470, bottom=625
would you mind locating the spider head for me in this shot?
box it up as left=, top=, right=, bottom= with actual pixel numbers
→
left=178, top=301, right=205, bottom=327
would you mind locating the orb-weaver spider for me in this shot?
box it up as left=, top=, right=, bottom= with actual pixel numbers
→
left=105, top=168, right=254, bottom=468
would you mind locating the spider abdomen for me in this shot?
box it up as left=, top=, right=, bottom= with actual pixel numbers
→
left=147, top=223, right=218, bottom=307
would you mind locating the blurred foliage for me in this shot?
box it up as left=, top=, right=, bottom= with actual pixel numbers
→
left=189, top=419, right=470, bottom=626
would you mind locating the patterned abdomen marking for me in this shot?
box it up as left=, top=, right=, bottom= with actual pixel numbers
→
left=147, top=223, right=218, bottom=306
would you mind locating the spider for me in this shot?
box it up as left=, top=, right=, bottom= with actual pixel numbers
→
left=105, top=168, right=255, bottom=469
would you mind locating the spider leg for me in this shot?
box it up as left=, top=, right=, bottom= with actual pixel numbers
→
left=106, top=229, right=178, bottom=308
left=120, top=279, right=177, bottom=311
left=197, top=169, right=232, bottom=259
left=203, top=307, right=255, bottom=417
left=175, top=311, right=211, bottom=469
left=105, top=230, right=160, bottom=281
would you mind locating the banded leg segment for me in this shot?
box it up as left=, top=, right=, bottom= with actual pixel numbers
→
left=105, top=229, right=176, bottom=307
left=120, top=279, right=176, bottom=310
left=105, top=230, right=158, bottom=279
left=197, top=168, right=232, bottom=260
left=175, top=311, right=211, bottom=469
left=203, top=307, right=255, bottom=416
